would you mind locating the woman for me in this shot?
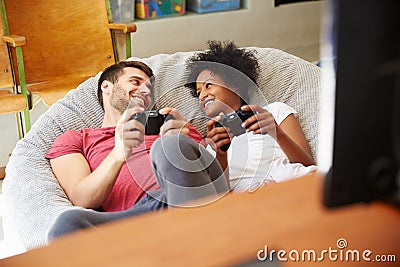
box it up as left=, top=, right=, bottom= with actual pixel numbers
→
left=186, top=41, right=317, bottom=191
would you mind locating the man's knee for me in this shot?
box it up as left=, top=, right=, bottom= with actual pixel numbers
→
left=151, top=134, right=200, bottom=161
left=151, top=134, right=213, bottom=169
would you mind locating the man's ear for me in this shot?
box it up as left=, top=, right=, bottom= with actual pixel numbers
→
left=101, top=80, right=113, bottom=94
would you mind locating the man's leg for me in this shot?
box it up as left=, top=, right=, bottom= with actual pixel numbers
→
left=150, top=134, right=229, bottom=207
left=48, top=135, right=229, bottom=241
left=47, top=190, right=166, bottom=241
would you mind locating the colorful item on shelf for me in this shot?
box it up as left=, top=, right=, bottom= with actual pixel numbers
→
left=187, top=0, right=240, bottom=13
left=135, top=0, right=186, bottom=19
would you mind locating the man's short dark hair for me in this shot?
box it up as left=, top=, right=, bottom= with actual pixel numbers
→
left=186, top=40, right=260, bottom=105
left=97, top=61, right=154, bottom=108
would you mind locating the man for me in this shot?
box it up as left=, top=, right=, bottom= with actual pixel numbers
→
left=46, top=61, right=229, bottom=240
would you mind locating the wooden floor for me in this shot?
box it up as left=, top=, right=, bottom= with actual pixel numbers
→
left=0, top=167, right=4, bottom=180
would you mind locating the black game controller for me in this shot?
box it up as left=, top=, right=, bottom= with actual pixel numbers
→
left=129, top=110, right=172, bottom=135
left=215, top=109, right=257, bottom=151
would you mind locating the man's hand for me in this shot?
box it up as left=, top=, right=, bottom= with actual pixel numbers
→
left=159, top=107, right=190, bottom=136
left=114, top=107, right=146, bottom=162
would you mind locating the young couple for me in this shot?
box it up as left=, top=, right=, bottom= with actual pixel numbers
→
left=46, top=41, right=317, bottom=240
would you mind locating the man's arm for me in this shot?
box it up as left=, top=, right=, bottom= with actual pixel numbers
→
left=50, top=149, right=125, bottom=209
left=51, top=107, right=146, bottom=209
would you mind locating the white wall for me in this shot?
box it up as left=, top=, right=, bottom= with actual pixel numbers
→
left=131, top=0, right=323, bottom=61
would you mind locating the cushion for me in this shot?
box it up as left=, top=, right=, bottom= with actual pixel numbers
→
left=3, top=47, right=321, bottom=250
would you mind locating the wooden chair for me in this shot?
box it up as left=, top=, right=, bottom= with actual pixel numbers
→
left=0, top=2, right=30, bottom=137
left=1, top=5, right=30, bottom=177
left=3, top=0, right=136, bottom=107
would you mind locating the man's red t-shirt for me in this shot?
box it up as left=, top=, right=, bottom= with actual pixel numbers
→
left=46, top=125, right=203, bottom=212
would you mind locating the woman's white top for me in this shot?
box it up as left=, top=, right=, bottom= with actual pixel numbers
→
left=206, top=102, right=318, bottom=192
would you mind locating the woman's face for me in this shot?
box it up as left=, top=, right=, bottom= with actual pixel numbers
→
left=195, top=69, right=242, bottom=117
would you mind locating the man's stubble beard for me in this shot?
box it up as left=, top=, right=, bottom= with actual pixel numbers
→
left=109, top=84, right=129, bottom=114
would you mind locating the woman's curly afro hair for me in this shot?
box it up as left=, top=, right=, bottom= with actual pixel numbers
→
left=186, top=40, right=260, bottom=105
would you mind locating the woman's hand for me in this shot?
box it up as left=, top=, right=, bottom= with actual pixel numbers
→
left=242, top=105, right=315, bottom=165
left=241, top=105, right=278, bottom=138
left=205, top=114, right=234, bottom=154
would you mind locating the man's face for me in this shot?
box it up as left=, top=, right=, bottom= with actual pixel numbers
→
left=195, top=69, right=241, bottom=117
left=109, top=67, right=153, bottom=113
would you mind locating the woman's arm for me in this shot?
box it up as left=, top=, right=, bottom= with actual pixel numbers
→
left=241, top=105, right=315, bottom=166
left=204, top=117, right=232, bottom=187
left=275, top=114, right=315, bottom=166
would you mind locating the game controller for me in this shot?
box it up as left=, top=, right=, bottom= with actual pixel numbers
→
left=129, top=110, right=172, bottom=135
left=215, top=109, right=257, bottom=151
